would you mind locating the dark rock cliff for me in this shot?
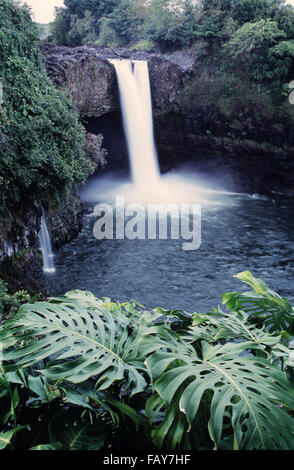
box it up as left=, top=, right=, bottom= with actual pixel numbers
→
left=41, top=44, right=196, bottom=117
left=43, top=45, right=118, bottom=117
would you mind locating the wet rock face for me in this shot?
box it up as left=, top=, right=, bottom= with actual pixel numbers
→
left=0, top=249, right=48, bottom=296
left=42, top=45, right=119, bottom=117
left=148, top=57, right=186, bottom=116
left=0, top=203, right=48, bottom=295
left=84, top=132, right=108, bottom=169
left=46, top=189, right=83, bottom=250
left=154, top=110, right=294, bottom=195
left=0, top=204, right=41, bottom=264
left=0, top=189, right=84, bottom=295
left=42, top=44, right=194, bottom=118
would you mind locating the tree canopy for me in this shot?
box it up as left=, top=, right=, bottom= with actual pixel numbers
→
left=49, top=0, right=294, bottom=92
left=50, top=0, right=293, bottom=50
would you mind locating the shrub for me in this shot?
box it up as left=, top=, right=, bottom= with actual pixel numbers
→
left=95, top=17, right=121, bottom=47
left=130, top=39, right=155, bottom=51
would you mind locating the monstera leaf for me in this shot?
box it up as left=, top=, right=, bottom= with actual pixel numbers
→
left=188, top=309, right=283, bottom=350
left=0, top=291, right=151, bottom=394
left=222, top=271, right=294, bottom=333
left=147, top=341, right=294, bottom=450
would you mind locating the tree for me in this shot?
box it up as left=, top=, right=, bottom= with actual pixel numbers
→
left=231, top=0, right=285, bottom=25
left=197, top=0, right=286, bottom=44
left=50, top=7, right=72, bottom=45
left=0, top=0, right=92, bottom=215
left=52, top=0, right=120, bottom=46
left=96, top=16, right=120, bottom=47
left=144, top=0, right=200, bottom=50
left=64, top=0, right=120, bottom=18
left=67, top=10, right=97, bottom=46
left=108, top=0, right=144, bottom=45
left=274, top=3, right=294, bottom=40
left=224, top=19, right=285, bottom=59
left=223, top=19, right=290, bottom=83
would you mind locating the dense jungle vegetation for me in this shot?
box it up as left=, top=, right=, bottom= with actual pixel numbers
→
left=0, top=0, right=93, bottom=217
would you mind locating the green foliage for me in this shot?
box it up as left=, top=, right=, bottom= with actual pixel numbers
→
left=222, top=270, right=294, bottom=334
left=53, top=0, right=203, bottom=49
left=148, top=342, right=294, bottom=450
left=37, top=23, right=50, bottom=41
left=95, top=17, right=120, bottom=47
left=64, top=0, right=120, bottom=19
left=0, top=278, right=30, bottom=321
left=224, top=19, right=285, bottom=59
left=2, top=290, right=151, bottom=391
left=50, top=0, right=294, bottom=101
left=130, top=39, right=155, bottom=52
left=51, top=0, right=294, bottom=53
left=0, top=0, right=93, bottom=216
left=52, top=0, right=120, bottom=46
left=106, top=0, right=145, bottom=46
left=230, top=0, right=285, bottom=25
left=50, top=7, right=72, bottom=45
left=1, top=273, right=294, bottom=450
left=66, top=10, right=97, bottom=46
left=143, top=0, right=200, bottom=50
left=271, top=39, right=294, bottom=58
left=223, top=19, right=292, bottom=84
left=274, top=4, right=294, bottom=39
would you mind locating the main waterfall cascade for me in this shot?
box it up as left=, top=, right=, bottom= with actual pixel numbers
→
left=109, top=59, right=160, bottom=190
left=38, top=210, right=56, bottom=274
left=105, top=59, right=216, bottom=205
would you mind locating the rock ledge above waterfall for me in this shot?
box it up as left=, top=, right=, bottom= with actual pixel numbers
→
left=42, top=44, right=197, bottom=118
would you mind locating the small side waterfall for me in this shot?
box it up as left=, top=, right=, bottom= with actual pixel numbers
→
left=38, top=209, right=56, bottom=274
left=109, top=59, right=160, bottom=189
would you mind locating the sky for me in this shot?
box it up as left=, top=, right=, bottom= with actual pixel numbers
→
left=20, top=0, right=294, bottom=24
left=20, top=0, right=65, bottom=23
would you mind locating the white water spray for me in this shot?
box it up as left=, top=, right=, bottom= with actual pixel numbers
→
left=38, top=209, right=56, bottom=274
left=109, top=59, right=160, bottom=190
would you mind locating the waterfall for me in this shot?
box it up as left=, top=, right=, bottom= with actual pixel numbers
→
left=109, top=59, right=160, bottom=189
left=38, top=209, right=56, bottom=274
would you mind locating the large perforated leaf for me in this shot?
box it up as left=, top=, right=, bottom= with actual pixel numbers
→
left=147, top=341, right=294, bottom=450
left=0, top=292, right=149, bottom=394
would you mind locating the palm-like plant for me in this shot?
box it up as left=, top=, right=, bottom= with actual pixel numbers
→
left=0, top=272, right=294, bottom=450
